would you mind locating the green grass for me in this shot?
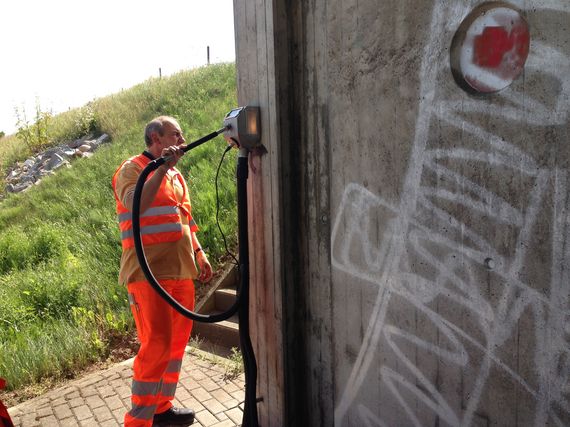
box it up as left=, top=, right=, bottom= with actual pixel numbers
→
left=0, top=63, right=238, bottom=391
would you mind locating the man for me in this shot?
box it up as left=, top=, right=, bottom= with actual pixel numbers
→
left=112, top=116, right=213, bottom=426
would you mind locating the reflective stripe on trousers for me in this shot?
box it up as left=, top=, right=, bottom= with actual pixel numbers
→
left=124, top=279, right=194, bottom=427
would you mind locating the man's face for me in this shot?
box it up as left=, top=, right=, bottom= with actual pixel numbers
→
left=155, top=120, right=186, bottom=149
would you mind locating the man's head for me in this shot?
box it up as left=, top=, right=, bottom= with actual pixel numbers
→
left=144, top=116, right=186, bottom=156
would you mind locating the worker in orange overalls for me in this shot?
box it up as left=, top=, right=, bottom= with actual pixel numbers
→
left=112, top=116, right=213, bottom=427
left=0, top=379, right=14, bottom=427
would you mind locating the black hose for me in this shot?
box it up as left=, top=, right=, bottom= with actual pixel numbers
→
left=236, top=152, right=258, bottom=427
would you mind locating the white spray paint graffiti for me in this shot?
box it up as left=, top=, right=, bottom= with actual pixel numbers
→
left=332, top=1, right=570, bottom=426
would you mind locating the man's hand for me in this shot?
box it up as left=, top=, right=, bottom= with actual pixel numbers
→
left=196, top=251, right=213, bottom=283
left=161, top=145, right=184, bottom=169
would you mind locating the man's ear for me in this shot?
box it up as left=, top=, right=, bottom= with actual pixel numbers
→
left=150, top=131, right=161, bottom=146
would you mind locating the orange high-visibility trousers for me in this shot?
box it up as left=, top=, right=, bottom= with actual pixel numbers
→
left=124, top=279, right=195, bottom=427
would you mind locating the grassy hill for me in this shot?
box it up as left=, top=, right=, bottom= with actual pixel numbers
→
left=0, top=63, right=238, bottom=393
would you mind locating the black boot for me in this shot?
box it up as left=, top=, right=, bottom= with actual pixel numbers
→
left=153, top=407, right=195, bottom=426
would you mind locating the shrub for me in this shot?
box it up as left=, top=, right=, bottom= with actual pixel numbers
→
left=0, top=227, right=31, bottom=273
left=29, top=223, right=69, bottom=265
left=14, top=101, right=52, bottom=152
left=20, top=268, right=82, bottom=320
left=0, top=224, right=70, bottom=274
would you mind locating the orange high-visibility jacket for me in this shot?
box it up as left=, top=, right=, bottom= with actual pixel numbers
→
left=112, top=153, right=193, bottom=250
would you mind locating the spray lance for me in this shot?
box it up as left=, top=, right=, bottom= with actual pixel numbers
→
left=131, top=106, right=262, bottom=427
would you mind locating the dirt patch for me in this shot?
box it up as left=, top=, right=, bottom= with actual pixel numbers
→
left=103, top=329, right=140, bottom=363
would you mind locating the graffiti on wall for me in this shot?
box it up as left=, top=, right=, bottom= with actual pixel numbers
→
left=332, top=1, right=570, bottom=426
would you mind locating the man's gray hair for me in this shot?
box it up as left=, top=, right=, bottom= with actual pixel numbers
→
left=144, top=116, right=175, bottom=146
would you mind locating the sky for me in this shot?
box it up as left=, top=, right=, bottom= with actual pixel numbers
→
left=0, top=0, right=236, bottom=135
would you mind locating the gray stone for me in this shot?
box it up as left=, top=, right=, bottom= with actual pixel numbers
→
left=20, top=175, right=35, bottom=185
left=68, top=139, right=83, bottom=149
left=39, top=169, right=54, bottom=178
left=12, top=183, right=31, bottom=193
left=87, top=140, right=100, bottom=150
left=68, top=134, right=94, bottom=149
left=46, top=154, right=66, bottom=171
left=23, top=158, right=35, bottom=169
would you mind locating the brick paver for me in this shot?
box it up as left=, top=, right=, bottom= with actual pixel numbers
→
left=8, top=347, right=245, bottom=427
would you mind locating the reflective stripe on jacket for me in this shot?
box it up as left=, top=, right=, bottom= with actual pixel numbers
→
left=112, top=154, right=192, bottom=250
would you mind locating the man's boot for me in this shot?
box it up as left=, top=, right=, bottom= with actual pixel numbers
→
left=152, top=407, right=195, bottom=426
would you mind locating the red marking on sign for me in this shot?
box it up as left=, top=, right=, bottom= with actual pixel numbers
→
left=474, top=27, right=512, bottom=67
left=473, top=25, right=530, bottom=70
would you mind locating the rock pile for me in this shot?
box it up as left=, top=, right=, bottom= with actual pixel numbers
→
left=4, top=134, right=110, bottom=194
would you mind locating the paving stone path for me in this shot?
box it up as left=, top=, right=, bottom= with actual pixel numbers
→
left=8, top=348, right=245, bottom=427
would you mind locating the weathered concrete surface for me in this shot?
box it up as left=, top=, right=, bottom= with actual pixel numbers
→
left=232, top=1, right=289, bottom=426
left=234, top=0, right=570, bottom=426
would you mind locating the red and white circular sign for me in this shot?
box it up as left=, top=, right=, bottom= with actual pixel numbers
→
left=453, top=4, right=530, bottom=93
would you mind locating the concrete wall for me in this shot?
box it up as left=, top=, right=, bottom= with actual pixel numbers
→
left=233, top=1, right=570, bottom=426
